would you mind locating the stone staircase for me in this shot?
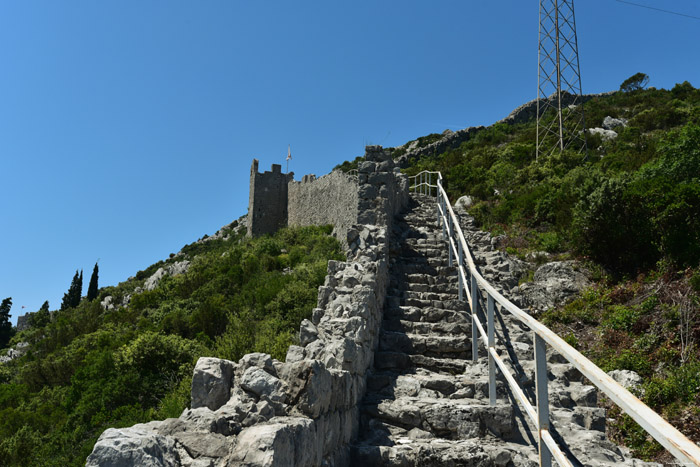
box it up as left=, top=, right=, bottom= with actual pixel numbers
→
left=351, top=194, right=658, bottom=467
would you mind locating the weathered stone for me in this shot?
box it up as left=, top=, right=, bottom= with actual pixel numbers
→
left=603, top=116, right=628, bottom=130
left=589, top=127, right=618, bottom=141
left=299, top=319, right=318, bottom=346
left=238, top=352, right=276, bottom=376
left=191, top=357, right=235, bottom=411
left=240, top=367, right=287, bottom=403
left=520, top=260, right=591, bottom=313
left=229, top=418, right=317, bottom=467
left=608, top=369, right=644, bottom=394
left=86, top=427, right=179, bottom=467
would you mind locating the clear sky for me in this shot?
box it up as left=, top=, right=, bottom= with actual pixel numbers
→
left=1, top=1, right=699, bottom=325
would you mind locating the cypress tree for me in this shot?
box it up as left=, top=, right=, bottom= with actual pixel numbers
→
left=87, top=263, right=99, bottom=301
left=0, top=297, right=13, bottom=348
left=60, top=270, right=83, bottom=311
left=30, top=300, right=50, bottom=328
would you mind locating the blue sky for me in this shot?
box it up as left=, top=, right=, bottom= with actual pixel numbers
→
left=1, top=0, right=699, bottom=324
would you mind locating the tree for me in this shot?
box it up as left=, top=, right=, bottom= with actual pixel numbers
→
left=620, top=72, right=649, bottom=92
left=87, top=263, right=99, bottom=301
left=60, top=270, right=83, bottom=311
left=29, top=301, right=50, bottom=328
left=0, top=297, right=13, bottom=348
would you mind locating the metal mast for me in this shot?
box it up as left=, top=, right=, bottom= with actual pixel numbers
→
left=537, top=0, right=587, bottom=160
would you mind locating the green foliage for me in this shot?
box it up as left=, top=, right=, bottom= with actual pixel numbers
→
left=334, top=155, right=363, bottom=173
left=0, top=297, right=14, bottom=349
left=87, top=263, right=99, bottom=301
left=0, top=225, right=342, bottom=466
left=60, top=270, right=83, bottom=311
left=29, top=301, right=51, bottom=329
left=620, top=72, right=649, bottom=92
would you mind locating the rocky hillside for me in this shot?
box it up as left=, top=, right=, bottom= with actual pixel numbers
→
left=0, top=219, right=344, bottom=466
left=377, top=78, right=700, bottom=463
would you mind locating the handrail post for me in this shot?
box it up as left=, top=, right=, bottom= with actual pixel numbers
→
left=441, top=199, right=447, bottom=240
left=488, top=294, right=496, bottom=405
left=448, top=216, right=453, bottom=267
left=437, top=185, right=441, bottom=228
left=471, top=275, right=479, bottom=362
left=458, top=240, right=464, bottom=301
left=535, top=334, right=552, bottom=467
left=429, top=172, right=432, bottom=197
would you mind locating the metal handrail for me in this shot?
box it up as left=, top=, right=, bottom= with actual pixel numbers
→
left=430, top=174, right=700, bottom=467
left=409, top=170, right=441, bottom=197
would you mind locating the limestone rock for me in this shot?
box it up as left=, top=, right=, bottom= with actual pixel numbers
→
left=520, top=261, right=590, bottom=313
left=608, top=369, right=644, bottom=395
left=589, top=127, right=618, bottom=141
left=455, top=195, right=474, bottom=211
left=240, top=367, right=287, bottom=403
left=191, top=357, right=235, bottom=411
left=145, top=260, right=191, bottom=291
left=229, top=418, right=317, bottom=467
left=603, top=116, right=628, bottom=130
left=86, top=427, right=179, bottom=467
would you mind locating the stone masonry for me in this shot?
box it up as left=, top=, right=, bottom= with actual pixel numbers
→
left=247, top=160, right=294, bottom=237
left=248, top=160, right=360, bottom=246
left=87, top=147, right=410, bottom=466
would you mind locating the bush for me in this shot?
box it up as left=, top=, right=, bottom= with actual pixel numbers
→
left=572, top=177, right=658, bottom=273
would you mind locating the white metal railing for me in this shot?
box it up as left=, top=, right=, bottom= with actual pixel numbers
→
left=409, top=170, right=441, bottom=197
left=412, top=172, right=700, bottom=467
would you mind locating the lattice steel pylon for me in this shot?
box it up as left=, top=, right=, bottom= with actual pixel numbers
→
left=537, top=0, right=587, bottom=160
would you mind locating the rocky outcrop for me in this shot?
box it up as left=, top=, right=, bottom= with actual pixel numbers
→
left=144, top=261, right=191, bottom=291
left=519, top=261, right=591, bottom=314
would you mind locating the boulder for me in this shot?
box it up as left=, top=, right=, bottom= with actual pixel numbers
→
left=608, top=369, right=643, bottom=394
left=86, top=427, right=179, bottom=467
left=520, top=261, right=590, bottom=313
left=603, top=116, right=628, bottom=130
left=240, top=367, right=287, bottom=403
left=191, top=357, right=235, bottom=411
left=589, top=127, right=618, bottom=142
left=229, top=418, right=317, bottom=467
left=456, top=195, right=474, bottom=211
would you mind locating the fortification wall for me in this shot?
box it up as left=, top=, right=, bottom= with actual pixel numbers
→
left=287, top=170, right=358, bottom=244
left=87, top=146, right=409, bottom=466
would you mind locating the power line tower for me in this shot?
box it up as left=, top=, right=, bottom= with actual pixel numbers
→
left=537, top=0, right=587, bottom=160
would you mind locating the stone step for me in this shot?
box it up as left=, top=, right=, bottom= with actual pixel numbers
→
left=378, top=331, right=471, bottom=358
left=387, top=282, right=456, bottom=295
left=351, top=434, right=538, bottom=467
left=383, top=306, right=467, bottom=324
left=382, top=318, right=470, bottom=336
left=374, top=351, right=470, bottom=374
left=386, top=290, right=458, bottom=302
left=360, top=396, right=514, bottom=441
left=385, top=296, right=467, bottom=312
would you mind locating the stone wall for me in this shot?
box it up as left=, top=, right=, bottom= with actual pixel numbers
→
left=287, top=170, right=359, bottom=245
left=247, top=160, right=294, bottom=237
left=87, top=147, right=409, bottom=466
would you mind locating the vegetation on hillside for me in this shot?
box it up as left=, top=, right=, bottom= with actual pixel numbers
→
left=0, top=224, right=343, bottom=466
left=394, top=77, right=700, bottom=461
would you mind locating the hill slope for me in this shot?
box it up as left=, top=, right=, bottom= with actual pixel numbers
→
left=380, top=79, right=700, bottom=462
left=0, top=221, right=343, bottom=466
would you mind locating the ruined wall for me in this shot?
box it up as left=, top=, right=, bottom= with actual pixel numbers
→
left=287, top=170, right=359, bottom=244
left=247, top=159, right=293, bottom=237
left=87, top=146, right=409, bottom=466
